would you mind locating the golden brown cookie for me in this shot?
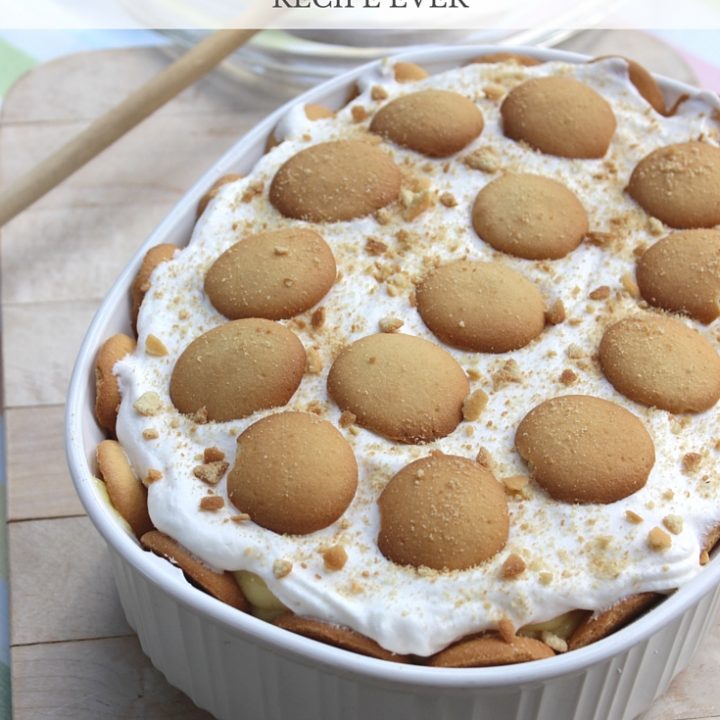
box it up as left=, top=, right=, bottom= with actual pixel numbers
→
left=567, top=593, right=660, bottom=650
left=393, top=62, right=429, bottom=83
left=204, top=228, right=337, bottom=321
left=95, top=333, right=136, bottom=434
left=416, top=260, right=545, bottom=352
left=636, top=229, right=720, bottom=323
left=327, top=333, right=469, bottom=443
left=591, top=56, right=665, bottom=114
left=196, top=173, right=243, bottom=218
left=467, top=52, right=541, bottom=67
left=428, top=632, right=554, bottom=667
left=130, top=244, right=176, bottom=331
left=269, top=140, right=401, bottom=223
left=227, top=412, right=358, bottom=535
left=370, top=90, right=484, bottom=158
left=274, top=613, right=408, bottom=662
left=627, top=142, right=720, bottom=228
left=140, top=530, right=249, bottom=611
left=170, top=319, right=305, bottom=422
left=378, top=454, right=509, bottom=571
left=472, top=174, right=588, bottom=260
left=501, top=76, right=616, bottom=158
left=96, top=440, right=153, bottom=537
left=515, top=395, right=655, bottom=504
left=599, top=314, right=720, bottom=413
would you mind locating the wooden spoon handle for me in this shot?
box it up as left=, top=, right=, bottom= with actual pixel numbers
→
left=0, top=28, right=258, bottom=228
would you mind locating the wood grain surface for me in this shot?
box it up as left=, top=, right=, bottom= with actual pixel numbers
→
left=1, top=36, right=717, bottom=720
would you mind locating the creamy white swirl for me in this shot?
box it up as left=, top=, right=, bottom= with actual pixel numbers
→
left=115, top=57, right=720, bottom=656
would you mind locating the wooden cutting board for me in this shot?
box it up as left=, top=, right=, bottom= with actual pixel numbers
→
left=1, top=39, right=717, bottom=720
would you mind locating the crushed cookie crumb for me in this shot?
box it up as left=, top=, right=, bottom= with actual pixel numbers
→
left=323, top=544, right=348, bottom=571
left=498, top=617, right=515, bottom=643
left=463, top=147, right=499, bottom=173
left=502, top=475, right=530, bottom=498
left=404, top=173, right=431, bottom=193
left=200, top=495, right=224, bottom=511
left=379, top=316, right=404, bottom=333
left=351, top=105, right=368, bottom=123
left=306, top=400, right=326, bottom=415
left=204, top=447, right=225, bottom=463
left=273, top=245, right=289, bottom=256
left=133, top=391, right=162, bottom=416
left=501, top=553, right=526, bottom=579
left=395, top=228, right=415, bottom=250
left=273, top=559, right=293, bottom=579
left=365, top=237, right=388, bottom=256
left=375, top=207, right=392, bottom=225
left=621, top=273, right=640, bottom=297
left=178, top=309, right=190, bottom=320
left=663, top=515, right=684, bottom=535
left=541, top=631, right=568, bottom=653
left=700, top=550, right=711, bottom=565
left=387, top=271, right=411, bottom=296
left=483, top=83, right=505, bottom=101
left=585, top=231, right=615, bottom=247
left=589, top=285, right=611, bottom=301
left=539, top=571, right=553, bottom=585
left=682, top=452, right=702, bottom=474
left=559, top=368, right=578, bottom=386
left=566, top=344, right=583, bottom=360
left=193, top=460, right=229, bottom=486
left=371, top=85, right=389, bottom=101
left=476, top=447, right=494, bottom=471
left=339, top=410, right=357, bottom=429
left=439, top=191, right=458, bottom=208
left=462, top=389, right=488, bottom=421
left=306, top=347, right=324, bottom=375
left=648, top=527, right=672, bottom=551
left=648, top=217, right=665, bottom=236
left=241, top=180, right=264, bottom=203
left=143, top=468, right=163, bottom=486
left=145, top=334, right=168, bottom=356
left=191, top=406, right=209, bottom=424
left=466, top=367, right=482, bottom=381
left=400, top=188, right=432, bottom=221
left=311, top=306, right=326, bottom=330
left=545, top=299, right=566, bottom=325
left=142, top=428, right=159, bottom=440
left=230, top=513, right=250, bottom=523
left=625, top=510, right=644, bottom=524
left=492, top=359, right=521, bottom=390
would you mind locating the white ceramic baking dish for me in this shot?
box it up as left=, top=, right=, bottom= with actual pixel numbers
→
left=66, top=44, right=720, bottom=720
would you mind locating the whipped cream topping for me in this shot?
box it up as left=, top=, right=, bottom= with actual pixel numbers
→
left=115, top=57, right=720, bottom=656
